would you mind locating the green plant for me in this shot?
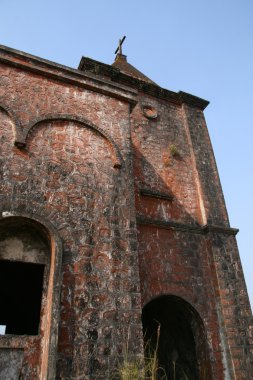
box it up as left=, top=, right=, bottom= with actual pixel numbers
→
left=169, top=144, right=179, bottom=157
left=113, top=325, right=167, bottom=380
left=117, top=358, right=144, bottom=380
left=144, top=325, right=167, bottom=380
left=111, top=328, right=144, bottom=380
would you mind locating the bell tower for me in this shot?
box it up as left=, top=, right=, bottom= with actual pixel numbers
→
left=0, top=41, right=252, bottom=379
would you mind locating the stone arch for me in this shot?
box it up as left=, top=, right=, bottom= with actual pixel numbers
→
left=0, top=102, right=22, bottom=141
left=142, top=295, right=212, bottom=380
left=0, top=211, right=62, bottom=380
left=15, top=113, right=122, bottom=168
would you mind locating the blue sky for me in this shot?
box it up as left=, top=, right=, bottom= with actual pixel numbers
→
left=1, top=0, right=253, bottom=308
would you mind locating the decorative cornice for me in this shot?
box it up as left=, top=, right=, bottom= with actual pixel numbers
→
left=178, top=91, right=209, bottom=110
left=140, top=188, right=174, bottom=201
left=203, top=224, right=239, bottom=235
left=79, top=57, right=209, bottom=110
left=0, top=44, right=210, bottom=110
left=0, top=44, right=209, bottom=110
left=0, top=45, right=137, bottom=105
left=137, top=216, right=238, bottom=236
left=79, top=56, right=120, bottom=78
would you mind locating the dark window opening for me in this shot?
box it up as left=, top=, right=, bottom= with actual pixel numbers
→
left=142, top=296, right=202, bottom=380
left=0, top=260, right=45, bottom=335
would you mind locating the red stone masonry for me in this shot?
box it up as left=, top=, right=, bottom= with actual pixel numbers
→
left=0, top=45, right=252, bottom=379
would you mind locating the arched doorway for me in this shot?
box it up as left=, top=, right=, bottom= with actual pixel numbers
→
left=142, top=295, right=211, bottom=380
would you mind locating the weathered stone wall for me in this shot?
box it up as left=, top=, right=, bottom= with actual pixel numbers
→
left=132, top=97, right=203, bottom=225
left=210, top=233, right=253, bottom=380
left=0, top=56, right=142, bottom=379
left=131, top=95, right=253, bottom=379
left=0, top=45, right=252, bottom=379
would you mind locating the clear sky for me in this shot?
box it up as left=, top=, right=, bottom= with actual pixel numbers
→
left=1, top=0, right=253, bottom=308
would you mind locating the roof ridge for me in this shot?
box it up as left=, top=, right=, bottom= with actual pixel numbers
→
left=112, top=54, right=157, bottom=85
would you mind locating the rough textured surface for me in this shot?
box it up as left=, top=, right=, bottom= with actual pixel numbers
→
left=0, top=45, right=252, bottom=379
left=0, top=348, right=24, bottom=379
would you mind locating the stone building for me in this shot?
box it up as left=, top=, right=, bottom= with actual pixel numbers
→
left=0, top=43, right=252, bottom=379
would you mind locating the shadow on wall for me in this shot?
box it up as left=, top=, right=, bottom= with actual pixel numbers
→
left=134, top=149, right=214, bottom=379
left=134, top=147, right=204, bottom=226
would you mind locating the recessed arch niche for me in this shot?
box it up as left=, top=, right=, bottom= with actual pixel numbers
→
left=17, top=114, right=122, bottom=168
left=142, top=295, right=212, bottom=380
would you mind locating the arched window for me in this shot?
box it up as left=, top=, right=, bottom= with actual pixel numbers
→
left=142, top=295, right=212, bottom=380
left=0, top=215, right=62, bottom=380
left=0, top=220, right=49, bottom=335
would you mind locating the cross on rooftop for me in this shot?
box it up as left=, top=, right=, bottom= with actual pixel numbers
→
left=114, top=36, right=126, bottom=55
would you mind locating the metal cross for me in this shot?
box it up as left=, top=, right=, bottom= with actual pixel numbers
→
left=115, top=36, right=126, bottom=55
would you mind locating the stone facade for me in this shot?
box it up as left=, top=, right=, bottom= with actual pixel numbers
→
left=0, top=45, right=252, bottom=379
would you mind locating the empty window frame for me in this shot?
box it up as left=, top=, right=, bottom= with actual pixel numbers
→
left=0, top=222, right=49, bottom=336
